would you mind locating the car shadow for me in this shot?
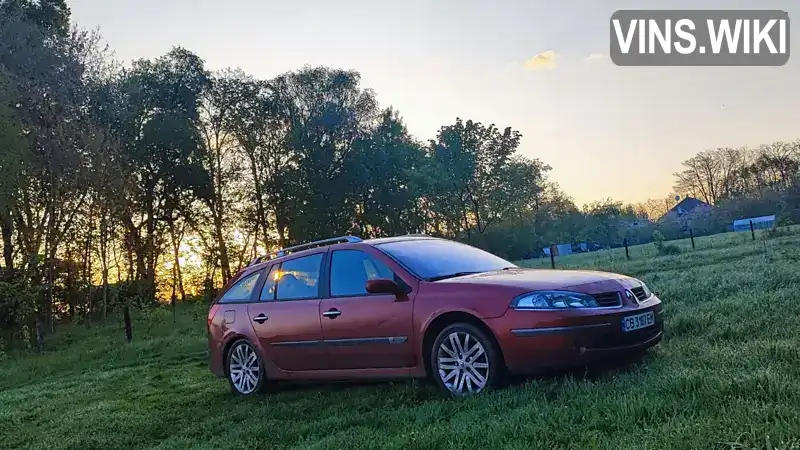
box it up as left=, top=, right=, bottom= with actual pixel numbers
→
left=259, top=352, right=651, bottom=399
left=503, top=352, right=652, bottom=389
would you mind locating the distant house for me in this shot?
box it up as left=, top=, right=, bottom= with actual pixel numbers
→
left=659, top=197, right=712, bottom=220
left=658, top=197, right=714, bottom=230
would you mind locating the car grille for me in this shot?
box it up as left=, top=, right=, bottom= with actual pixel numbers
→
left=590, top=291, right=622, bottom=307
left=631, top=286, right=648, bottom=301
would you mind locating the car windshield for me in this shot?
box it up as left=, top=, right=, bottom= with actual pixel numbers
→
left=376, top=239, right=516, bottom=281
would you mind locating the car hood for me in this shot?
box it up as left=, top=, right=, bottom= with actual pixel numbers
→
left=434, top=268, right=638, bottom=292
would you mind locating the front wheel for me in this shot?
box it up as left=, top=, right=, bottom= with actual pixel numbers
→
left=430, top=323, right=501, bottom=396
left=226, top=340, right=266, bottom=396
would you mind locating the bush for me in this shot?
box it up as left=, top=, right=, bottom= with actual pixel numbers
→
left=652, top=230, right=666, bottom=247
left=764, top=225, right=799, bottom=239
left=657, top=244, right=682, bottom=256
left=0, top=278, right=39, bottom=350
left=652, top=229, right=681, bottom=256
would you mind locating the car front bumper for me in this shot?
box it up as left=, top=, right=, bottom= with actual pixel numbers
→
left=489, top=297, right=665, bottom=374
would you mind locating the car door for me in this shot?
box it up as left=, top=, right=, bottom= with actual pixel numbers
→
left=319, top=248, right=415, bottom=370
left=247, top=252, right=326, bottom=372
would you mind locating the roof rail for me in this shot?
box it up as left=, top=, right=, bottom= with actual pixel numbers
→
left=247, top=235, right=362, bottom=267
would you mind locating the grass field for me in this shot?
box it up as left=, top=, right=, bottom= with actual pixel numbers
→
left=2, top=230, right=800, bottom=450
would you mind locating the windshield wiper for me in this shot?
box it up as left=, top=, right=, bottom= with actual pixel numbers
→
left=427, top=271, right=483, bottom=282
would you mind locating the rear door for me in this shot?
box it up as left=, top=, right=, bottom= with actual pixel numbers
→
left=247, top=252, right=326, bottom=371
left=318, top=248, right=415, bottom=370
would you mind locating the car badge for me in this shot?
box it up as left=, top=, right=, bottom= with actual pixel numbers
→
left=625, top=290, right=638, bottom=304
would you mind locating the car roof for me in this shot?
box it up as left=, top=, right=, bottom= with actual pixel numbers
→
left=241, top=235, right=442, bottom=274
left=362, top=235, right=440, bottom=245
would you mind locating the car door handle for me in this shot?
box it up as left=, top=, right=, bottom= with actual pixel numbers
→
left=322, top=309, right=341, bottom=319
left=252, top=313, right=268, bottom=324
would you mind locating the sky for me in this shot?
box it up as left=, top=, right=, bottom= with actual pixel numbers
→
left=66, top=0, right=800, bottom=206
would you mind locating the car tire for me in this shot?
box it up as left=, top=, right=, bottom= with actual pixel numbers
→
left=430, top=323, right=501, bottom=396
left=226, top=339, right=267, bottom=396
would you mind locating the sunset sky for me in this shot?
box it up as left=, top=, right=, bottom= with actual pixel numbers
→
left=67, top=0, right=799, bottom=205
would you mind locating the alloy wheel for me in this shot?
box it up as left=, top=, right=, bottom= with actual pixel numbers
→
left=436, top=331, right=490, bottom=395
left=229, top=342, right=261, bottom=395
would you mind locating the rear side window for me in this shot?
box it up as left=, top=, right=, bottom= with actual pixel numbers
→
left=275, top=253, right=324, bottom=301
left=219, top=271, right=261, bottom=303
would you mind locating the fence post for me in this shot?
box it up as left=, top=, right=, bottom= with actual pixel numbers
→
left=549, top=244, right=556, bottom=269
left=623, top=238, right=630, bottom=260
left=171, top=294, right=177, bottom=325
left=689, top=229, right=696, bottom=249
left=750, top=220, right=755, bottom=241
left=123, top=305, right=132, bottom=343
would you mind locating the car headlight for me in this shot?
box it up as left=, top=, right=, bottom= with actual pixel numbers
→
left=511, top=291, right=599, bottom=310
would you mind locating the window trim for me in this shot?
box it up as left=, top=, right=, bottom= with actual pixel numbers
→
left=327, top=249, right=410, bottom=299
left=258, top=264, right=279, bottom=302
left=217, top=269, right=266, bottom=304
left=271, top=251, right=326, bottom=302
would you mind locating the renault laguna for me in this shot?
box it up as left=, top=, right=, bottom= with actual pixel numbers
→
left=207, top=235, right=663, bottom=396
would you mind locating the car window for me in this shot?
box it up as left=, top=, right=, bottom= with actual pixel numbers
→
left=330, top=250, right=395, bottom=297
left=219, top=271, right=261, bottom=303
left=275, top=253, right=323, bottom=300
left=376, top=239, right=515, bottom=280
left=259, top=265, right=279, bottom=301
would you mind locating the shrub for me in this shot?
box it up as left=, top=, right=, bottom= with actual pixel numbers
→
left=658, top=244, right=682, bottom=256
left=652, top=229, right=681, bottom=256
left=0, top=278, right=39, bottom=350
left=652, top=230, right=666, bottom=252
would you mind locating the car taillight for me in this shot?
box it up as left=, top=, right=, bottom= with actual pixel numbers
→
left=208, top=304, right=221, bottom=328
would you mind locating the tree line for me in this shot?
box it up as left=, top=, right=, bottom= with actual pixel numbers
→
left=1, top=0, right=799, bottom=350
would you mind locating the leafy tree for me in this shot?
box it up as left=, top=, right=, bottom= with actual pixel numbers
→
left=349, top=108, right=428, bottom=237
left=272, top=67, right=379, bottom=244
left=112, top=47, right=211, bottom=298
left=427, top=118, right=549, bottom=241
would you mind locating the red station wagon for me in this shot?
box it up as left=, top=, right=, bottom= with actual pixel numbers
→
left=207, top=235, right=664, bottom=396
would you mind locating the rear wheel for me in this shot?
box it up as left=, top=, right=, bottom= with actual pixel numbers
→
left=226, top=340, right=266, bottom=396
left=430, top=323, right=501, bottom=396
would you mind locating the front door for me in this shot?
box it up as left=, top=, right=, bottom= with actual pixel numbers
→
left=247, top=252, right=326, bottom=371
left=319, top=248, right=415, bottom=370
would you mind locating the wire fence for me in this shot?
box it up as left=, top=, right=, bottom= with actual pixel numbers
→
left=516, top=225, right=799, bottom=273
left=53, top=226, right=800, bottom=347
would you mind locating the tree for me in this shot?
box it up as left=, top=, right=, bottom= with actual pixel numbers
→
left=349, top=108, right=428, bottom=237
left=272, top=67, right=380, bottom=244
left=0, top=0, right=71, bottom=40
left=426, top=118, right=549, bottom=240
left=635, top=195, right=679, bottom=222
left=225, top=76, right=284, bottom=250
left=0, top=69, right=28, bottom=273
left=112, top=47, right=211, bottom=300
left=195, top=69, right=250, bottom=284
left=673, top=147, right=746, bottom=205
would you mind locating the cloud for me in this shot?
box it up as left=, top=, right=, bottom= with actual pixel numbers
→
left=524, top=50, right=557, bottom=70
left=585, top=53, right=606, bottom=61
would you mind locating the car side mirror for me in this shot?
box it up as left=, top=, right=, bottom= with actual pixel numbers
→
left=365, top=278, right=406, bottom=297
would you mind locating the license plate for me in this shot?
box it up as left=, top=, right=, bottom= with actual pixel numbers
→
left=621, top=311, right=655, bottom=332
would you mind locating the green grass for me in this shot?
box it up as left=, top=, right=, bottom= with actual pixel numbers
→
left=3, top=230, right=800, bottom=449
